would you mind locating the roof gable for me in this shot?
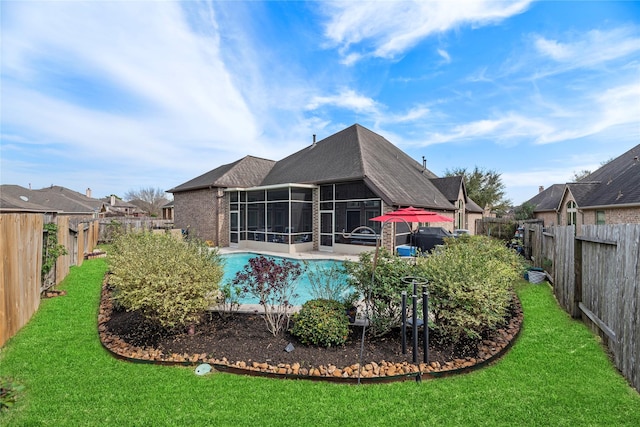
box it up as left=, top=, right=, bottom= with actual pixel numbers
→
left=526, top=184, right=566, bottom=212
left=262, top=124, right=452, bottom=209
left=169, top=156, right=276, bottom=193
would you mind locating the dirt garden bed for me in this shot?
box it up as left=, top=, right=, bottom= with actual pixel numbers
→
left=98, top=277, right=523, bottom=383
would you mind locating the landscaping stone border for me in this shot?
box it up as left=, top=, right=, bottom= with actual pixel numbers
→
left=98, top=275, right=523, bottom=384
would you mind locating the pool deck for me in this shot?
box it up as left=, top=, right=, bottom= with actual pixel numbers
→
left=217, top=247, right=361, bottom=263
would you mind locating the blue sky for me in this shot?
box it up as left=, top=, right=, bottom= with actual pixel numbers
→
left=1, top=1, right=638, bottom=206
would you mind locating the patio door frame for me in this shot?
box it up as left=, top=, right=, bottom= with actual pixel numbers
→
left=319, top=210, right=334, bottom=252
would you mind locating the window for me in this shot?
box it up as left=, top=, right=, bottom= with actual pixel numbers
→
left=596, top=210, right=605, bottom=225
left=567, top=201, right=577, bottom=226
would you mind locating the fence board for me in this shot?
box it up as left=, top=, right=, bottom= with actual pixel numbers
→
left=0, top=214, right=43, bottom=347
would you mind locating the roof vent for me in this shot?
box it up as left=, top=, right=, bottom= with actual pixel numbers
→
left=312, top=134, right=316, bottom=145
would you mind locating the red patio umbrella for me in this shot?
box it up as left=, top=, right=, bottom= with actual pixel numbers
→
left=369, top=206, right=453, bottom=224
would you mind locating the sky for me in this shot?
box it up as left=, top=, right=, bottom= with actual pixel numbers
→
left=1, top=1, right=639, bottom=206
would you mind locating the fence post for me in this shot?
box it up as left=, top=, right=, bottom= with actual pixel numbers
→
left=573, top=237, right=582, bottom=318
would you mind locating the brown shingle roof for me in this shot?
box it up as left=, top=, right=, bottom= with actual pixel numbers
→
left=168, top=156, right=276, bottom=193
left=261, top=124, right=452, bottom=209
left=0, top=184, right=100, bottom=214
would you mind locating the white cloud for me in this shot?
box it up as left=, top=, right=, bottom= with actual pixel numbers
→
left=1, top=2, right=261, bottom=165
left=321, top=0, right=532, bottom=62
left=437, top=48, right=451, bottom=63
left=305, top=89, right=379, bottom=113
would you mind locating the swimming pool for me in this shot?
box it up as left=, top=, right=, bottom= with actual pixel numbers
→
left=221, top=252, right=349, bottom=305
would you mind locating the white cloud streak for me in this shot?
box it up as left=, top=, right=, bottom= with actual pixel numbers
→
left=321, top=0, right=532, bottom=63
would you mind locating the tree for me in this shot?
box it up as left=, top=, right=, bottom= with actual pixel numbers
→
left=572, top=169, right=591, bottom=182
left=124, top=187, right=169, bottom=217
left=514, top=202, right=536, bottom=220
left=444, top=166, right=510, bottom=217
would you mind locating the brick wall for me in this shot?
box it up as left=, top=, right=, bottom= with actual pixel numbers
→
left=582, top=206, right=640, bottom=225
left=173, top=188, right=218, bottom=243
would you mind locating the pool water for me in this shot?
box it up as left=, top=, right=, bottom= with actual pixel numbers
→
left=221, top=252, right=348, bottom=305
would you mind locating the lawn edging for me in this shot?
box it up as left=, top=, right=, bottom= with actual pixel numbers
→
left=98, top=274, right=523, bottom=384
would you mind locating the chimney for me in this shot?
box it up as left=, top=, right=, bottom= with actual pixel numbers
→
left=539, top=185, right=544, bottom=193
left=422, top=156, right=427, bottom=169
left=312, top=134, right=316, bottom=145
left=110, top=195, right=116, bottom=206
left=86, top=188, right=92, bottom=198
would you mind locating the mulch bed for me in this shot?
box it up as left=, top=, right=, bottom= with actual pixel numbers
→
left=99, top=279, right=523, bottom=381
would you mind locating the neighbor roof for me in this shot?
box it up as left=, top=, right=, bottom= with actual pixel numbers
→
left=527, top=184, right=567, bottom=212
left=0, top=185, right=55, bottom=213
left=578, top=144, right=640, bottom=207
left=524, top=144, right=640, bottom=211
left=0, top=185, right=101, bottom=214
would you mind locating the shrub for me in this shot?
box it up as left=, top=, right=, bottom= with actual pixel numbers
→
left=108, top=232, right=223, bottom=330
left=41, top=222, right=68, bottom=290
left=415, top=235, right=525, bottom=342
left=343, top=248, right=418, bottom=337
left=231, top=255, right=301, bottom=336
left=215, top=281, right=243, bottom=319
left=303, top=260, right=350, bottom=302
left=291, top=299, right=349, bottom=347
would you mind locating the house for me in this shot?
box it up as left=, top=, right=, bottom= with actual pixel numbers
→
left=99, top=195, right=144, bottom=217
left=161, top=200, right=174, bottom=221
left=169, top=124, right=478, bottom=254
left=524, top=144, right=640, bottom=228
left=430, top=175, right=484, bottom=234
left=0, top=185, right=102, bottom=218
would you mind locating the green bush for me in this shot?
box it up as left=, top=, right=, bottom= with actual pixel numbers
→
left=108, top=232, right=223, bottom=330
left=343, top=248, right=418, bottom=337
left=415, top=235, right=525, bottom=342
left=291, top=299, right=349, bottom=347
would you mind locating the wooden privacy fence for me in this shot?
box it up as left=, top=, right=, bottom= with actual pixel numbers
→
left=525, top=223, right=640, bottom=392
left=0, top=214, right=100, bottom=347
left=98, top=218, right=173, bottom=243
left=0, top=214, right=43, bottom=347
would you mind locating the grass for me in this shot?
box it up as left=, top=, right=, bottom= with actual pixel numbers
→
left=1, top=259, right=639, bottom=426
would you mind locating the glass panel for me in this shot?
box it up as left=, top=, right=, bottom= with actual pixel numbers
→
left=321, top=212, right=333, bottom=233
left=230, top=203, right=239, bottom=211
left=320, top=234, right=333, bottom=247
left=230, top=233, right=239, bottom=243
left=267, top=202, right=289, bottom=233
left=291, top=203, right=312, bottom=233
left=320, top=202, right=333, bottom=210
left=291, top=187, right=312, bottom=201
left=247, top=204, right=265, bottom=231
left=596, top=210, right=605, bottom=225
left=320, top=185, right=333, bottom=201
left=267, top=188, right=289, bottom=201
left=230, top=192, right=238, bottom=202
left=335, top=181, right=377, bottom=200
left=247, top=190, right=265, bottom=202
left=346, top=210, right=360, bottom=232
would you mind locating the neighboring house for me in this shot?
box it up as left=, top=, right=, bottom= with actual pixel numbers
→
left=161, top=200, right=174, bottom=221
left=524, top=144, right=640, bottom=228
left=100, top=195, right=144, bottom=217
left=169, top=124, right=477, bottom=254
left=430, top=175, right=484, bottom=234
left=0, top=188, right=58, bottom=214
left=0, top=185, right=101, bottom=218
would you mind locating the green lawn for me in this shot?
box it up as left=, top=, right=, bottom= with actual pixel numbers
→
left=1, top=258, right=639, bottom=426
